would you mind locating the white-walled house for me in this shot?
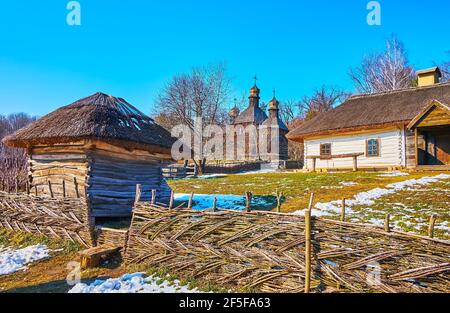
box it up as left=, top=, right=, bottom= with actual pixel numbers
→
left=288, top=67, right=450, bottom=171
left=302, top=127, right=407, bottom=169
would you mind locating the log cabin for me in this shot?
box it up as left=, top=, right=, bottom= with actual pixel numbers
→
left=3, top=92, right=175, bottom=222
left=287, top=67, right=450, bottom=171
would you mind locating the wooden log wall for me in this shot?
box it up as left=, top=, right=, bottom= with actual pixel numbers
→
left=405, top=129, right=426, bottom=168
left=88, top=151, right=171, bottom=218
left=0, top=192, right=94, bottom=247
left=125, top=203, right=450, bottom=293
left=28, top=141, right=173, bottom=220
left=29, top=145, right=88, bottom=198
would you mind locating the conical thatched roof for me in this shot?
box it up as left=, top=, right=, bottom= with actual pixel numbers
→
left=3, top=92, right=176, bottom=152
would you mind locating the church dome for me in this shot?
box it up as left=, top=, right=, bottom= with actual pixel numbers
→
left=250, top=84, right=260, bottom=97
left=229, top=106, right=240, bottom=118
left=269, top=96, right=280, bottom=110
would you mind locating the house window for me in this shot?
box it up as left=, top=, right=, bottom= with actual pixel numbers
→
left=366, top=139, right=380, bottom=157
left=320, top=143, right=332, bottom=157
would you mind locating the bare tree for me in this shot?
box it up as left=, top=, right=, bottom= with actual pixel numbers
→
left=300, top=86, right=350, bottom=121
left=154, top=62, right=231, bottom=128
left=287, top=118, right=305, bottom=162
left=437, top=51, right=450, bottom=83
left=349, top=34, right=415, bottom=94
left=279, top=99, right=304, bottom=126
left=153, top=62, right=231, bottom=173
left=0, top=113, right=36, bottom=191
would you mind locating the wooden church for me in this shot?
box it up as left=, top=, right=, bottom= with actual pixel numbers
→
left=3, top=92, right=175, bottom=221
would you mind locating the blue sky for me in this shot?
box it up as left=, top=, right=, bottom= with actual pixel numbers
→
left=0, top=0, right=449, bottom=117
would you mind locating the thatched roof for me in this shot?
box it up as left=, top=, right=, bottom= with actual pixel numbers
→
left=287, top=82, right=450, bottom=140
left=233, top=105, right=268, bottom=125
left=3, top=92, right=176, bottom=152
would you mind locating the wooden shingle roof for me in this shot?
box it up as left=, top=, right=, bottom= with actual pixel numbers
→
left=233, top=105, right=268, bottom=125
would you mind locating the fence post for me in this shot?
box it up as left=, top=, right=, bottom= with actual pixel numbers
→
left=26, top=181, right=30, bottom=195
left=74, top=177, right=80, bottom=198
left=134, top=184, right=142, bottom=206
left=34, top=185, right=38, bottom=197
left=62, top=180, right=66, bottom=198
left=276, top=190, right=283, bottom=213
left=151, top=189, right=156, bottom=205
left=428, top=215, right=437, bottom=238
left=308, top=192, right=315, bottom=211
left=341, top=198, right=346, bottom=222
left=188, top=192, right=194, bottom=209
left=245, top=192, right=253, bottom=212
left=48, top=181, right=54, bottom=198
left=213, top=197, right=217, bottom=212
left=169, top=190, right=174, bottom=209
left=304, top=192, right=314, bottom=293
left=15, top=178, right=18, bottom=193
left=385, top=214, right=391, bottom=233
left=194, top=164, right=199, bottom=176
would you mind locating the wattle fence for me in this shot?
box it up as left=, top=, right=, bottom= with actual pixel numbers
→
left=125, top=201, right=450, bottom=293
left=0, top=190, right=449, bottom=293
left=0, top=192, right=94, bottom=247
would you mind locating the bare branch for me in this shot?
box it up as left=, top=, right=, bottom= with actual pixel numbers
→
left=349, top=34, right=415, bottom=94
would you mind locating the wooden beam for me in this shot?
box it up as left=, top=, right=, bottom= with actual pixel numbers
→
left=415, top=128, right=419, bottom=167
left=353, top=156, right=358, bottom=172
left=79, top=245, right=122, bottom=270
left=306, top=153, right=365, bottom=160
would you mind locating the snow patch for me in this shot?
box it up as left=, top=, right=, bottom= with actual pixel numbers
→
left=189, top=174, right=228, bottom=180
left=0, top=244, right=50, bottom=276
left=340, top=181, right=358, bottom=186
left=69, top=273, right=200, bottom=293
left=378, top=171, right=410, bottom=177
left=293, top=174, right=450, bottom=218
left=237, top=168, right=278, bottom=175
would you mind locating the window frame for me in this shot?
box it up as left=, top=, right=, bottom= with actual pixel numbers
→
left=320, top=143, right=332, bottom=158
left=366, top=138, right=381, bottom=157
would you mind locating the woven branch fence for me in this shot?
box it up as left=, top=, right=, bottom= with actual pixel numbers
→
left=125, top=202, right=450, bottom=293
left=0, top=192, right=94, bottom=247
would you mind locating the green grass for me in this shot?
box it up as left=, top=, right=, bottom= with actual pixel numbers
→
left=169, top=170, right=450, bottom=240
left=0, top=229, right=80, bottom=253
left=338, top=180, right=450, bottom=240
left=169, top=171, right=449, bottom=211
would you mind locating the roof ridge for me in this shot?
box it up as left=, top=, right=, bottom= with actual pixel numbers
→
left=348, top=81, right=450, bottom=100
